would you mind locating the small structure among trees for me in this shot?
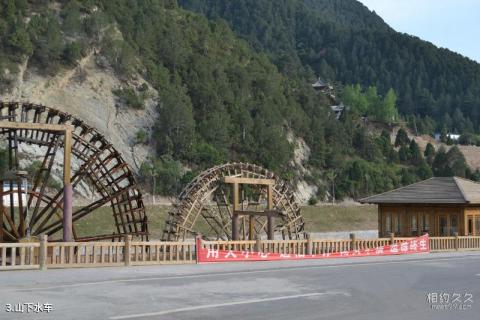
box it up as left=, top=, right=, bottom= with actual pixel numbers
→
left=312, top=77, right=332, bottom=91
left=330, top=103, right=345, bottom=119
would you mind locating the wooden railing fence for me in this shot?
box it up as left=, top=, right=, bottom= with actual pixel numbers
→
left=0, top=242, right=40, bottom=270
left=0, top=235, right=196, bottom=271
left=1, top=233, right=480, bottom=271
left=429, top=235, right=480, bottom=251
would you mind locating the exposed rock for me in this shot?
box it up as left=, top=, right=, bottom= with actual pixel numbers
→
left=287, top=131, right=318, bottom=204
left=4, top=52, right=157, bottom=176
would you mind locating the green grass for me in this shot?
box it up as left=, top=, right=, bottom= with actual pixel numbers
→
left=73, top=204, right=377, bottom=240
left=73, top=205, right=170, bottom=240
left=301, top=204, right=377, bottom=232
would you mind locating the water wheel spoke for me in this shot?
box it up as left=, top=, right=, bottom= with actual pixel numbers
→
left=2, top=208, right=20, bottom=239
left=38, top=186, right=135, bottom=236
left=31, top=147, right=107, bottom=231
left=27, top=135, right=62, bottom=226
left=200, top=208, right=226, bottom=240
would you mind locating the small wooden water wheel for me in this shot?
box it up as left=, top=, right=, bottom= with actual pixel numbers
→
left=162, top=162, right=305, bottom=241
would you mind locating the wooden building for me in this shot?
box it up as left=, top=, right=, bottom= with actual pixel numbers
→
left=312, top=77, right=329, bottom=91
left=359, top=177, right=480, bottom=237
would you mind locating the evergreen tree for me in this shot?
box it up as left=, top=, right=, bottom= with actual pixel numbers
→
left=432, top=146, right=448, bottom=176
left=446, top=146, right=468, bottom=177
left=395, top=128, right=410, bottom=147
left=155, top=86, right=196, bottom=159
left=440, top=126, right=448, bottom=143
left=408, top=139, right=422, bottom=165
left=398, top=145, right=410, bottom=163
left=424, top=143, right=435, bottom=165
left=416, top=160, right=433, bottom=180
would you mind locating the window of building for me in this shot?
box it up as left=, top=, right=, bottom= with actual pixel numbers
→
left=385, top=213, right=392, bottom=233
left=468, top=216, right=473, bottom=235
left=440, top=216, right=448, bottom=236
left=411, top=214, right=418, bottom=235
left=422, top=214, right=430, bottom=233
left=396, top=214, right=401, bottom=234
left=450, top=215, right=458, bottom=235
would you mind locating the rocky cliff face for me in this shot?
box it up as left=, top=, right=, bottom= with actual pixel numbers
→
left=3, top=51, right=157, bottom=175
left=287, top=131, right=318, bottom=203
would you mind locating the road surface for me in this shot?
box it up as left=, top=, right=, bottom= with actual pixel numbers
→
left=0, top=251, right=479, bottom=319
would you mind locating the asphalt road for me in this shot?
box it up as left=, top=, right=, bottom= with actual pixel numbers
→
left=0, top=251, right=479, bottom=320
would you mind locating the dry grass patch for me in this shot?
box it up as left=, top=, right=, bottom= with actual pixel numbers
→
left=72, top=204, right=377, bottom=240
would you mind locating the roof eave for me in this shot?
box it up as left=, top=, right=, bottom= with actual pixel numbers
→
left=361, top=201, right=469, bottom=205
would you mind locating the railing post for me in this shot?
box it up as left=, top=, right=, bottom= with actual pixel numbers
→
left=390, top=233, right=395, bottom=245
left=195, top=234, right=202, bottom=264
left=255, top=237, right=262, bottom=253
left=124, top=235, right=132, bottom=266
left=39, top=235, right=48, bottom=271
left=306, top=233, right=313, bottom=255
left=350, top=233, right=356, bottom=251
left=454, top=232, right=459, bottom=251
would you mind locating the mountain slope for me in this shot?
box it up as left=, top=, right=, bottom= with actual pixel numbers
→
left=178, top=0, right=480, bottom=132
left=302, top=0, right=390, bottom=30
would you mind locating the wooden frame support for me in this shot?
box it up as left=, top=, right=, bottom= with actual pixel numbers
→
left=267, top=184, right=274, bottom=240
left=232, top=210, right=280, bottom=217
left=222, top=176, right=275, bottom=185
left=0, top=121, right=74, bottom=242
left=229, top=178, right=277, bottom=240
left=63, top=184, right=73, bottom=242
left=62, top=128, right=73, bottom=242
left=232, top=214, right=240, bottom=241
left=248, top=215, right=254, bottom=240
left=232, top=182, right=240, bottom=240
left=0, top=122, right=72, bottom=132
left=267, top=215, right=274, bottom=240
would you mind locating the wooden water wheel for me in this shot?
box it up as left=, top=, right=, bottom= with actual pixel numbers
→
left=0, top=101, right=148, bottom=242
left=162, top=162, right=305, bottom=241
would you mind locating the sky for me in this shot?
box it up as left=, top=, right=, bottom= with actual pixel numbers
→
left=358, top=0, right=480, bottom=63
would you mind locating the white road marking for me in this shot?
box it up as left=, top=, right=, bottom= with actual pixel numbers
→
left=14, top=254, right=480, bottom=292
left=109, top=292, right=344, bottom=319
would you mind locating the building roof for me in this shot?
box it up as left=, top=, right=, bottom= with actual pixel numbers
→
left=330, top=103, right=345, bottom=112
left=312, top=77, right=328, bottom=89
left=359, top=177, right=480, bottom=204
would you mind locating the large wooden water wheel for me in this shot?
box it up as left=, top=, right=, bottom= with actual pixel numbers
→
left=162, top=162, right=306, bottom=241
left=0, top=101, right=148, bottom=242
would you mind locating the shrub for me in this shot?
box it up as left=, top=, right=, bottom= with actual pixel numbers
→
left=113, top=88, right=144, bottom=109
left=308, top=196, right=318, bottom=206
left=135, top=129, right=148, bottom=144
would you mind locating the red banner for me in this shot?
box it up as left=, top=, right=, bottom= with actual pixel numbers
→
left=197, top=234, right=429, bottom=263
